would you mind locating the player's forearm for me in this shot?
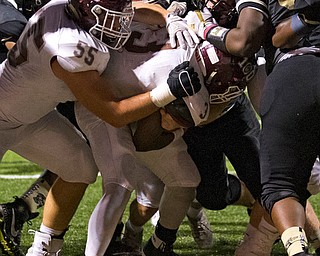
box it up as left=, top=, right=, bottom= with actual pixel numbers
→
left=272, top=18, right=301, bottom=49
left=72, top=89, right=159, bottom=128
left=225, top=8, right=267, bottom=56
left=103, top=92, right=159, bottom=128
left=52, top=59, right=159, bottom=127
left=73, top=85, right=159, bottom=128
left=205, top=8, right=267, bottom=57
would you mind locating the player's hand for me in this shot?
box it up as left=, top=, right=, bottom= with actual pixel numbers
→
left=166, top=14, right=200, bottom=49
left=167, top=1, right=187, bottom=16
left=167, top=61, right=201, bottom=98
left=150, top=61, right=201, bottom=107
left=185, top=7, right=216, bottom=39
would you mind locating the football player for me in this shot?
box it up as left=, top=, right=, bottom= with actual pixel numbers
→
left=256, top=0, right=320, bottom=255
left=101, top=1, right=268, bottom=255
left=81, top=12, right=211, bottom=254
left=0, top=0, right=203, bottom=255
left=0, top=1, right=191, bottom=253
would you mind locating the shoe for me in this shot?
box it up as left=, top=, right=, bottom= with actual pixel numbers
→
left=187, top=209, right=213, bottom=249
left=142, top=235, right=178, bottom=256
left=0, top=219, right=25, bottom=256
left=104, top=222, right=142, bottom=256
left=105, top=222, right=124, bottom=256
left=105, top=241, right=142, bottom=256
left=122, top=221, right=143, bottom=252
left=234, top=225, right=278, bottom=256
left=26, top=230, right=63, bottom=256
left=0, top=197, right=37, bottom=246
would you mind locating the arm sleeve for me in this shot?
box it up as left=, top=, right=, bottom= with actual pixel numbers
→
left=235, top=0, right=269, bottom=18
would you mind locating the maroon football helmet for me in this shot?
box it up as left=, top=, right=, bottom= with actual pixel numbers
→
left=66, top=0, right=134, bottom=49
left=196, top=41, right=257, bottom=104
left=193, top=0, right=238, bottom=28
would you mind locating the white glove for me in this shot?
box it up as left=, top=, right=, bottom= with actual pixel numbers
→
left=166, top=14, right=200, bottom=49
left=185, top=8, right=216, bottom=39
left=167, top=1, right=187, bottom=16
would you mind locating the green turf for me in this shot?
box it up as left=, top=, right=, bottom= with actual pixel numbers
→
left=0, top=151, right=318, bottom=255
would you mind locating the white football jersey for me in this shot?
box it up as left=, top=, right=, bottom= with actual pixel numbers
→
left=0, top=0, right=110, bottom=124
left=103, top=21, right=209, bottom=126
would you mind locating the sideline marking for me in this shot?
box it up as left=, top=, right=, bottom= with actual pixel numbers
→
left=0, top=173, right=102, bottom=179
left=0, top=174, right=40, bottom=179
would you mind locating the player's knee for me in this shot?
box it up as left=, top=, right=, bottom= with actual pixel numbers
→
left=200, top=198, right=228, bottom=210
left=196, top=174, right=242, bottom=210
left=196, top=187, right=229, bottom=210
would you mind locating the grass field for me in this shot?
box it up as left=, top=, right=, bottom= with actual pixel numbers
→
left=0, top=151, right=319, bottom=255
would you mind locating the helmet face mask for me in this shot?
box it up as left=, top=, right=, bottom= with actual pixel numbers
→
left=67, top=0, right=134, bottom=50
left=89, top=4, right=134, bottom=50
left=208, top=0, right=237, bottom=27
left=196, top=0, right=238, bottom=28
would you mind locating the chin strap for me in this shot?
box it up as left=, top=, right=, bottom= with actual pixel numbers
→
left=65, top=0, right=82, bottom=21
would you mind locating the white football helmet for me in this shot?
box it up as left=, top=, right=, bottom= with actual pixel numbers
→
left=66, top=0, right=134, bottom=50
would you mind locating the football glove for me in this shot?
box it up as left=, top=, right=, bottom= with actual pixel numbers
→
left=167, top=61, right=202, bottom=98
left=185, top=7, right=216, bottom=39
left=166, top=14, right=199, bottom=49
left=167, top=1, right=187, bottom=16
left=150, top=61, right=202, bottom=107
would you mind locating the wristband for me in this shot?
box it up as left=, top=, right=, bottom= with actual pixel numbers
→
left=204, top=25, right=230, bottom=53
left=291, top=13, right=312, bottom=36
left=150, top=84, right=177, bottom=107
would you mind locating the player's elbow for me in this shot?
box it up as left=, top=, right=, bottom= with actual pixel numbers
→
left=229, top=37, right=262, bottom=57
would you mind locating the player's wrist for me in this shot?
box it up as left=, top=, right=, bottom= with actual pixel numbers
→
left=203, top=24, right=217, bottom=39
left=150, top=84, right=177, bottom=107
left=291, top=13, right=314, bottom=36
left=205, top=25, right=230, bottom=53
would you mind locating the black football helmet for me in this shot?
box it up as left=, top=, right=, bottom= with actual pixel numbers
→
left=196, top=41, right=257, bottom=104
left=192, top=0, right=238, bottom=28
left=66, top=0, right=134, bottom=49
